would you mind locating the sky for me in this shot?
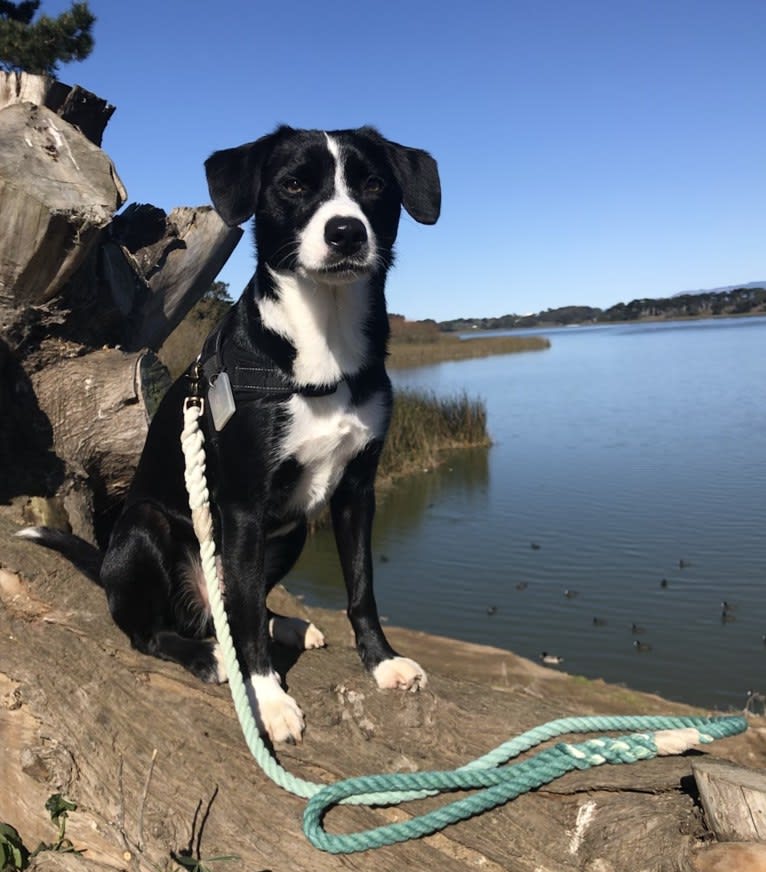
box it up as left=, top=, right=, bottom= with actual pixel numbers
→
left=37, top=0, right=766, bottom=321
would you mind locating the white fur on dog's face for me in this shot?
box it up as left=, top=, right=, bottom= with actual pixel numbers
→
left=294, top=134, right=377, bottom=278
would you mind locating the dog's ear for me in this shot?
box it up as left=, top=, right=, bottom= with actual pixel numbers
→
left=205, top=127, right=291, bottom=227
left=381, top=136, right=441, bottom=225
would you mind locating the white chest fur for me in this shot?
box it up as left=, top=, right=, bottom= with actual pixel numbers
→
left=280, top=383, right=388, bottom=516
left=259, top=270, right=371, bottom=387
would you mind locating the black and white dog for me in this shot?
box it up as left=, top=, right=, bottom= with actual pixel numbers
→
left=19, top=126, right=441, bottom=744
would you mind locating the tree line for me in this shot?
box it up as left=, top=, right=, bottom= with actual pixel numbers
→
left=439, top=285, right=766, bottom=332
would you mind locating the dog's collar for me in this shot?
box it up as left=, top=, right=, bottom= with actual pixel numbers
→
left=196, top=305, right=341, bottom=405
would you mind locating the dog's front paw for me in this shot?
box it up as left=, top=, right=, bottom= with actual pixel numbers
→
left=373, top=656, right=428, bottom=692
left=248, top=672, right=305, bottom=744
left=269, top=616, right=326, bottom=651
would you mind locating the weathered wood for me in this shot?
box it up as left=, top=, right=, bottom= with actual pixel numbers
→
left=28, top=348, right=170, bottom=497
left=0, top=102, right=126, bottom=314
left=1, top=510, right=763, bottom=872
left=98, top=202, right=242, bottom=352
left=0, top=71, right=115, bottom=146
left=119, top=205, right=243, bottom=351
left=692, top=757, right=766, bottom=842
left=690, top=842, right=766, bottom=872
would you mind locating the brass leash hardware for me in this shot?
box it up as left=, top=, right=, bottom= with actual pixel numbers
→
left=186, top=360, right=203, bottom=408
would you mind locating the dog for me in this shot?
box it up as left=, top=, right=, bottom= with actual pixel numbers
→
left=18, top=125, right=441, bottom=744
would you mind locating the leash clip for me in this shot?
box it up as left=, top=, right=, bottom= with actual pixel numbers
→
left=186, top=360, right=204, bottom=408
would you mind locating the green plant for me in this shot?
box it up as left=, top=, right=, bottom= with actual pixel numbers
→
left=0, top=822, right=30, bottom=871
left=42, top=793, right=78, bottom=854
left=0, top=793, right=81, bottom=870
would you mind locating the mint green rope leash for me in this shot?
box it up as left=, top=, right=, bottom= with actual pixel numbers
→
left=180, top=398, right=747, bottom=855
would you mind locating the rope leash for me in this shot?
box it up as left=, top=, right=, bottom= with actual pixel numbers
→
left=180, top=397, right=747, bottom=854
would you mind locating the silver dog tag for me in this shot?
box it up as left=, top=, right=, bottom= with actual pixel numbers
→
left=208, top=372, right=236, bottom=431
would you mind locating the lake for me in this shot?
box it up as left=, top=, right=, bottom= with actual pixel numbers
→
left=291, top=316, right=766, bottom=710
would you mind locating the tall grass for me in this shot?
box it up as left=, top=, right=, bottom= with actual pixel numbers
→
left=379, top=389, right=490, bottom=481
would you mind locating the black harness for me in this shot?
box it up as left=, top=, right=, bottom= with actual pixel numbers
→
left=202, top=307, right=339, bottom=400
left=186, top=305, right=343, bottom=430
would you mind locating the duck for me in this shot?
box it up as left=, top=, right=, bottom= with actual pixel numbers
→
left=486, top=605, right=497, bottom=616
left=679, top=559, right=691, bottom=569
left=631, top=622, right=646, bottom=634
left=633, top=639, right=652, bottom=652
left=540, top=651, right=564, bottom=666
left=563, top=588, right=578, bottom=598
left=660, top=578, right=669, bottom=588
left=516, top=581, right=528, bottom=591
left=530, top=542, right=541, bottom=551
left=592, top=617, right=607, bottom=627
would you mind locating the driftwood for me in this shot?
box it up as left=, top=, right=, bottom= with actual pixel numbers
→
left=692, top=757, right=766, bottom=842
left=112, top=205, right=243, bottom=352
left=0, top=71, right=115, bottom=146
left=0, top=78, right=241, bottom=536
left=0, top=101, right=126, bottom=314
left=1, top=510, right=765, bottom=872
left=25, top=348, right=170, bottom=540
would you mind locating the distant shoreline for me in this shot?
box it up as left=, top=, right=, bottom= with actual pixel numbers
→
left=456, top=308, right=766, bottom=335
left=438, top=285, right=766, bottom=333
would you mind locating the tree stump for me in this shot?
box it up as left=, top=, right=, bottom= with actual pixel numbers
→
left=0, top=71, right=115, bottom=146
left=0, top=79, right=241, bottom=537
left=0, top=102, right=126, bottom=315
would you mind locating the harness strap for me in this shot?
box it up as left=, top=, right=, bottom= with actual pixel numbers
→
left=197, top=305, right=339, bottom=403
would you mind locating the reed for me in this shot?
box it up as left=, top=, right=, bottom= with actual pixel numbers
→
left=387, top=333, right=550, bottom=369
left=378, top=388, right=490, bottom=481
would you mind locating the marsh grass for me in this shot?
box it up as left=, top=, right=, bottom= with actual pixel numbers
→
left=379, top=389, right=490, bottom=481
left=387, top=333, right=550, bottom=369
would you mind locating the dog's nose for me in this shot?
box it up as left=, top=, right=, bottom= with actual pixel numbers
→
left=324, top=216, right=367, bottom=256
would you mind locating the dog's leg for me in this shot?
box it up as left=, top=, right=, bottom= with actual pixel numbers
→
left=268, top=613, right=326, bottom=650
left=330, top=446, right=427, bottom=692
left=101, top=503, right=226, bottom=684
left=261, top=522, right=325, bottom=650
left=220, top=504, right=306, bottom=743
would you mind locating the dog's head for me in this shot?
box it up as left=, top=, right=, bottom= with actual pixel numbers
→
left=205, top=126, right=440, bottom=283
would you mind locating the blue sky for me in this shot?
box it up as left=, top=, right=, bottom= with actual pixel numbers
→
left=42, top=0, right=765, bottom=320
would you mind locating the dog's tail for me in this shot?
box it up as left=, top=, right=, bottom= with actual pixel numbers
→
left=15, top=527, right=104, bottom=584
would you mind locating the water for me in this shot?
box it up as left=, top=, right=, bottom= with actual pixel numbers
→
left=291, top=316, right=766, bottom=709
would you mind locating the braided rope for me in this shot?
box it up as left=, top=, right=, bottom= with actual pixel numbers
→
left=180, top=397, right=747, bottom=854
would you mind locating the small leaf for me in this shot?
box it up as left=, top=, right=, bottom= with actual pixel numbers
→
left=45, top=794, right=77, bottom=825
left=0, top=821, right=30, bottom=870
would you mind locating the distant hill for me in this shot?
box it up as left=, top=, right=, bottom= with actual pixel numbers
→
left=674, top=280, right=766, bottom=297
left=439, top=283, right=766, bottom=332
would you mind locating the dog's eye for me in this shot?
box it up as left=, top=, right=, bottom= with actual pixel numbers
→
left=364, top=175, right=385, bottom=194
left=282, top=177, right=306, bottom=195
